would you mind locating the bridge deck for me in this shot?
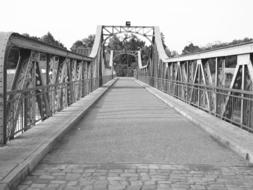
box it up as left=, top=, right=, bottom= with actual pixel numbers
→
left=17, top=78, right=253, bottom=190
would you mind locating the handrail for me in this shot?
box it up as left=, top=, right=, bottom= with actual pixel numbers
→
left=3, top=32, right=92, bottom=61
left=167, top=42, right=253, bottom=62
left=144, top=76, right=253, bottom=96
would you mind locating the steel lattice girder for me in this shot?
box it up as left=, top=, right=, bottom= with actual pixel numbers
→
left=0, top=32, right=94, bottom=144
left=139, top=39, right=253, bottom=132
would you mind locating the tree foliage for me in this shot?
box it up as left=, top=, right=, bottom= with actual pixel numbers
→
left=107, top=35, right=123, bottom=50
left=181, top=37, right=253, bottom=55
left=203, top=37, right=253, bottom=51
left=166, top=49, right=179, bottom=57
left=22, top=33, right=40, bottom=41
left=71, top=34, right=95, bottom=52
left=22, top=32, right=67, bottom=49
left=182, top=43, right=201, bottom=55
left=82, top=35, right=95, bottom=48
left=41, top=32, right=66, bottom=49
left=161, top=32, right=178, bottom=58
left=106, top=34, right=148, bottom=76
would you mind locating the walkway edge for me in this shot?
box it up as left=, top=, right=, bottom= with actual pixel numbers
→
left=135, top=79, right=253, bottom=165
left=0, top=78, right=118, bottom=190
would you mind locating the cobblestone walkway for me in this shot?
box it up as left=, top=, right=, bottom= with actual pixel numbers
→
left=17, top=78, right=253, bottom=190
left=18, top=163, right=253, bottom=190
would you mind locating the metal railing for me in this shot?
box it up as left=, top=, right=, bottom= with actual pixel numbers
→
left=5, top=75, right=114, bottom=141
left=138, top=75, right=253, bottom=132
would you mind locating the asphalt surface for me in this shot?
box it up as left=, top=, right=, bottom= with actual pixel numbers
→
left=42, top=78, right=246, bottom=166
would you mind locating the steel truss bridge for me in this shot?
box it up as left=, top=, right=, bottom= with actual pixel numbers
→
left=0, top=25, right=252, bottom=145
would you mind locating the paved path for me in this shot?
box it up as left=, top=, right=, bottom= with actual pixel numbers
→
left=17, top=78, right=253, bottom=190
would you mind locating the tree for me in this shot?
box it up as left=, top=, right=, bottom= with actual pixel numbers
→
left=180, top=37, right=253, bottom=55
left=165, top=48, right=179, bottom=58
left=22, top=33, right=40, bottom=41
left=125, top=35, right=145, bottom=50
left=70, top=34, right=95, bottom=53
left=171, top=50, right=179, bottom=57
left=106, top=34, right=147, bottom=76
left=71, top=40, right=84, bottom=51
left=82, top=35, right=95, bottom=48
left=41, top=32, right=67, bottom=49
left=107, top=35, right=123, bottom=50
left=22, top=32, right=67, bottom=49
left=182, top=43, right=201, bottom=55
left=160, top=32, right=178, bottom=57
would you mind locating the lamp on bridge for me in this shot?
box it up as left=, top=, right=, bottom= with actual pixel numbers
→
left=126, top=21, right=131, bottom=27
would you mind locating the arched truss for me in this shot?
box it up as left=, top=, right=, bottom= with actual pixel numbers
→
left=0, top=32, right=108, bottom=144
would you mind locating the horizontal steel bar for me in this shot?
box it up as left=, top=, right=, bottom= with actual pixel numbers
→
left=9, top=33, right=92, bottom=61
left=102, top=25, right=154, bottom=29
left=146, top=76, right=253, bottom=96
left=167, top=42, right=253, bottom=62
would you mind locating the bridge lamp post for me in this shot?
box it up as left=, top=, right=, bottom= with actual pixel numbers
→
left=126, top=21, right=131, bottom=27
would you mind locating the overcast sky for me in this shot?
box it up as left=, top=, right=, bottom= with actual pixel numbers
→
left=1, top=0, right=253, bottom=53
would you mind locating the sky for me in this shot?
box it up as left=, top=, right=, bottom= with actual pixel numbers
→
left=1, top=0, right=253, bottom=53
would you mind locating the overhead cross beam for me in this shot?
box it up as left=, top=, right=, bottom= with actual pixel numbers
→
left=102, top=25, right=154, bottom=43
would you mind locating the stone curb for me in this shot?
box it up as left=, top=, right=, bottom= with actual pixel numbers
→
left=0, top=78, right=118, bottom=190
left=135, top=79, right=253, bottom=165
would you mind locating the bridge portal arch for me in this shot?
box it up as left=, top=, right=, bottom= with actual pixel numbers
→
left=89, top=24, right=169, bottom=87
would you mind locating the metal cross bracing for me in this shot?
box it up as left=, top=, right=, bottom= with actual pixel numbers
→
left=0, top=32, right=115, bottom=144
left=137, top=42, right=253, bottom=133
left=102, top=25, right=154, bottom=43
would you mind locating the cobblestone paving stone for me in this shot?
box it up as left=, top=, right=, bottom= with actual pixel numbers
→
left=17, top=163, right=253, bottom=190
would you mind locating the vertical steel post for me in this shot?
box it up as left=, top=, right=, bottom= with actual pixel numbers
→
left=214, top=58, right=218, bottom=114
left=99, top=47, right=103, bottom=86
left=197, top=61, right=201, bottom=107
left=240, top=64, right=245, bottom=126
